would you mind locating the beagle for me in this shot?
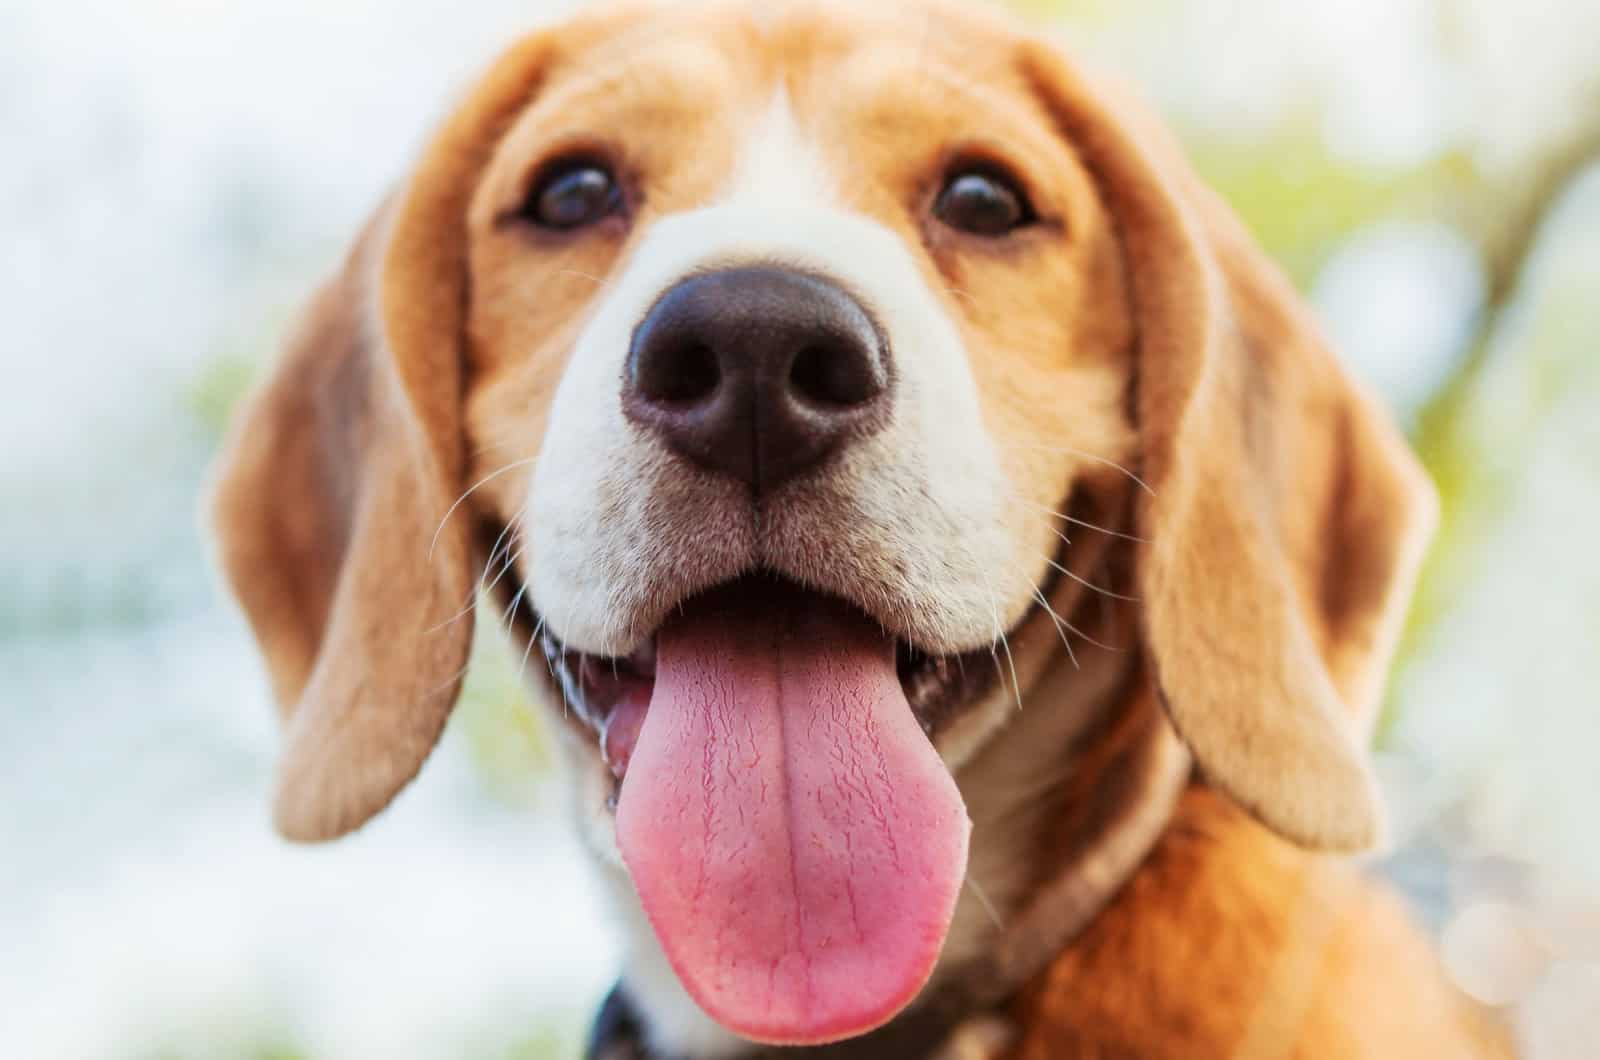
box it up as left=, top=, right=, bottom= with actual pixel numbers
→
left=208, top=1, right=1516, bottom=1056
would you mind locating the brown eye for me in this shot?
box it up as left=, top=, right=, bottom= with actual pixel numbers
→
left=934, top=169, right=1033, bottom=236
left=527, top=161, right=621, bottom=230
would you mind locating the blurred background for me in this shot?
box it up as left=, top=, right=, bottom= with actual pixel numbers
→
left=2, top=0, right=1597, bottom=1056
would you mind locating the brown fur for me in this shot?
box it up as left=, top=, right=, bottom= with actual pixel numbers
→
left=207, top=2, right=1509, bottom=1055
left=1004, top=789, right=1512, bottom=1060
left=1015, top=41, right=1439, bottom=853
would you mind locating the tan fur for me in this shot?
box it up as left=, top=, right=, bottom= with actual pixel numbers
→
left=1003, top=789, right=1513, bottom=1060
left=1014, top=40, right=1440, bottom=853
left=207, top=1, right=1506, bottom=1055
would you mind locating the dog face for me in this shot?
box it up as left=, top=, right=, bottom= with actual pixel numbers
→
left=209, top=0, right=1436, bottom=1051
left=462, top=6, right=1134, bottom=668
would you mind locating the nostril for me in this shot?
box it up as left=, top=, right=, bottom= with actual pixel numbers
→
left=638, top=342, right=721, bottom=405
left=624, top=266, right=894, bottom=494
left=789, top=341, right=881, bottom=409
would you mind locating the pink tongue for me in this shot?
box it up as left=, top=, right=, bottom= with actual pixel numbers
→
left=615, top=584, right=971, bottom=1046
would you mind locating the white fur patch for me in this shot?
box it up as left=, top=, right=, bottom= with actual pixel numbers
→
left=526, top=92, right=1035, bottom=1055
left=722, top=90, right=839, bottom=207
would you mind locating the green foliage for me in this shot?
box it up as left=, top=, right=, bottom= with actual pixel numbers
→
left=454, top=613, right=558, bottom=806
left=186, top=348, right=260, bottom=440
left=1188, top=118, right=1479, bottom=287
left=136, top=1039, right=309, bottom=1060
left=494, top=1025, right=578, bottom=1060
left=1189, top=119, right=1392, bottom=284
left=1384, top=227, right=1600, bottom=738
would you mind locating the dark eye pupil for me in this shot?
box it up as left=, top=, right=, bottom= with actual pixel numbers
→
left=935, top=172, right=1028, bottom=236
left=533, top=165, right=617, bottom=229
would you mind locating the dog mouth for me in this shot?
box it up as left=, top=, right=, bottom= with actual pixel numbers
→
left=537, top=574, right=1002, bottom=787
left=520, top=572, right=1025, bottom=1046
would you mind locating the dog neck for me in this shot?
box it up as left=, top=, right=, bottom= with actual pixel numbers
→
left=587, top=528, right=1192, bottom=1060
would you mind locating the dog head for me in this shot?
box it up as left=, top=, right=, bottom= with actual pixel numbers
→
left=209, top=0, right=1435, bottom=1050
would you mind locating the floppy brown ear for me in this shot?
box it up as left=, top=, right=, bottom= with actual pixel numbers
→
left=1022, top=46, right=1437, bottom=852
left=207, top=34, right=557, bottom=842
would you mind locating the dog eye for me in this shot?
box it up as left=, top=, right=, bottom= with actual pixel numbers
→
left=934, top=169, right=1033, bottom=236
left=527, top=161, right=622, bottom=230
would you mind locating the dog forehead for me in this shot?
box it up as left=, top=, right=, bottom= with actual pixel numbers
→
left=485, top=5, right=1049, bottom=234
left=533, top=0, right=1023, bottom=112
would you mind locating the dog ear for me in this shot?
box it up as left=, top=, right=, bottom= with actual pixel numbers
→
left=207, top=34, right=557, bottom=842
left=1021, top=45, right=1437, bottom=852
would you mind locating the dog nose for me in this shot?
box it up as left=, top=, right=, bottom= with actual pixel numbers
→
left=623, top=266, right=891, bottom=493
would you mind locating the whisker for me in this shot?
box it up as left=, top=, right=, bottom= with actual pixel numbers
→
left=521, top=615, right=574, bottom=722
left=517, top=614, right=545, bottom=686
left=478, top=518, right=522, bottom=591
left=484, top=514, right=519, bottom=565
left=500, top=582, right=529, bottom=638
left=965, top=873, right=1005, bottom=932
left=975, top=563, right=1024, bottom=713
left=1028, top=566, right=1120, bottom=654
left=1029, top=582, right=1081, bottom=671
left=995, top=552, right=1121, bottom=657
left=426, top=585, right=487, bottom=637
left=426, top=520, right=522, bottom=636
left=424, top=655, right=475, bottom=701
left=997, top=631, right=1022, bottom=712
left=424, top=603, right=475, bottom=637
left=1012, top=441, right=1155, bottom=497
left=1037, top=551, right=1139, bottom=604
left=1058, top=511, right=1144, bottom=544
left=480, top=541, right=526, bottom=604
left=429, top=457, right=540, bottom=562
left=1009, top=493, right=1147, bottom=544
left=1038, top=519, right=1072, bottom=550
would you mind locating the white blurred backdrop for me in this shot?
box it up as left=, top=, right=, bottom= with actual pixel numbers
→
left=2, top=0, right=1597, bottom=1057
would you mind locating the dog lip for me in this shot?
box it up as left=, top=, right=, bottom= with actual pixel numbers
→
left=504, top=531, right=1070, bottom=783
left=523, top=571, right=1031, bottom=785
